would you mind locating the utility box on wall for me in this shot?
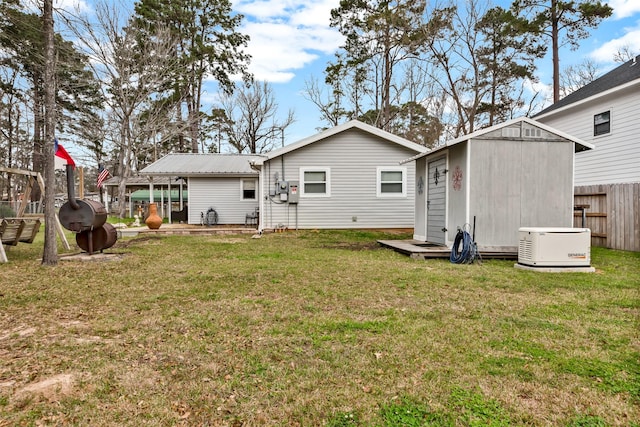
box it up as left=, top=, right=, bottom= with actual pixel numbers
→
left=288, top=180, right=299, bottom=204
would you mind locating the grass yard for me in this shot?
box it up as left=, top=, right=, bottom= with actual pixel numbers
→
left=0, top=229, right=638, bottom=426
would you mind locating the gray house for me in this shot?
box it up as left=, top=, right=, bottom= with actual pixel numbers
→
left=404, top=117, right=593, bottom=248
left=251, top=120, right=428, bottom=231
left=139, top=154, right=263, bottom=225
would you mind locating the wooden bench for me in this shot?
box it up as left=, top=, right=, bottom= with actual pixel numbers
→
left=0, top=217, right=42, bottom=262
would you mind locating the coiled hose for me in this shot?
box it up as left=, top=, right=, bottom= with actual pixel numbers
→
left=450, top=225, right=481, bottom=264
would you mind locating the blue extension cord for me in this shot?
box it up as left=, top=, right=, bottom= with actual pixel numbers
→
left=450, top=226, right=481, bottom=264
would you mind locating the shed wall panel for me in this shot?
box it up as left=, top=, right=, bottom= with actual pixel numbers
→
left=469, top=140, right=523, bottom=246
left=447, top=144, right=467, bottom=242
left=413, top=157, right=428, bottom=240
left=519, top=140, right=574, bottom=228
left=469, top=139, right=574, bottom=247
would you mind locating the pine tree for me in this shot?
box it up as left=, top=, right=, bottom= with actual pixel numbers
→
left=506, top=0, right=613, bottom=102
left=132, top=0, right=251, bottom=152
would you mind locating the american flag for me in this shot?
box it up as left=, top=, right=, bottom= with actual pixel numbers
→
left=97, top=164, right=110, bottom=188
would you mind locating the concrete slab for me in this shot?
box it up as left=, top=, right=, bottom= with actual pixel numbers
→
left=59, top=252, right=124, bottom=262
left=514, top=263, right=596, bottom=273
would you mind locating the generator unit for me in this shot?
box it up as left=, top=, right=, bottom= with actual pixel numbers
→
left=518, top=227, right=591, bottom=267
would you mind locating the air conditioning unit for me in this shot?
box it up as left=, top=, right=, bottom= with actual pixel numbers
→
left=518, top=227, right=591, bottom=267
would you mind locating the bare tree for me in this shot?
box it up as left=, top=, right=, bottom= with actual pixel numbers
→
left=220, top=81, right=294, bottom=154
left=560, top=59, right=600, bottom=98
left=423, top=1, right=489, bottom=138
left=63, top=1, right=187, bottom=217
left=302, top=76, right=347, bottom=130
left=613, top=45, right=638, bottom=63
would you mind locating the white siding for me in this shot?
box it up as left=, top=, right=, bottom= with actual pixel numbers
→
left=187, top=177, right=259, bottom=225
left=260, top=128, right=420, bottom=229
left=537, top=87, right=640, bottom=185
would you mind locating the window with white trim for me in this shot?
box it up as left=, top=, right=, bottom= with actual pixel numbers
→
left=241, top=179, right=257, bottom=200
left=377, top=167, right=407, bottom=197
left=300, top=168, right=330, bottom=197
left=594, top=111, right=610, bottom=136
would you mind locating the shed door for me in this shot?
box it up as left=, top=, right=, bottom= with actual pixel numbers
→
left=427, top=157, right=446, bottom=245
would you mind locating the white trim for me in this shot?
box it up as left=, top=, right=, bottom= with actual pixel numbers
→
left=300, top=167, right=331, bottom=197
left=534, top=78, right=640, bottom=120
left=593, top=110, right=611, bottom=137
left=376, top=166, right=407, bottom=198
left=240, top=178, right=258, bottom=201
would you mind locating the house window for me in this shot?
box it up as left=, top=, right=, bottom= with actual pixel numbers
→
left=241, top=179, right=257, bottom=200
left=594, top=111, right=610, bottom=136
left=377, top=167, right=407, bottom=197
left=301, top=168, right=330, bottom=197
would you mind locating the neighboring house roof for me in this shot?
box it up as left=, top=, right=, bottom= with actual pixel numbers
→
left=402, top=117, right=593, bottom=163
left=535, top=55, right=640, bottom=118
left=101, top=176, right=172, bottom=187
left=252, top=119, right=428, bottom=165
left=139, top=153, right=264, bottom=177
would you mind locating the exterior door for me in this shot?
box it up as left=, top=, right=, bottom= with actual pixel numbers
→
left=427, top=157, right=446, bottom=245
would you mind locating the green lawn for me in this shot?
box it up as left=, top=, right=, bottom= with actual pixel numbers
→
left=1, top=229, right=638, bottom=426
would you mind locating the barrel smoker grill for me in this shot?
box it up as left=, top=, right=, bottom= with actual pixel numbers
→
left=58, top=164, right=117, bottom=254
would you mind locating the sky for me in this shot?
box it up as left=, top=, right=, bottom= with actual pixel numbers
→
left=55, top=0, right=640, bottom=155
left=228, top=0, right=640, bottom=144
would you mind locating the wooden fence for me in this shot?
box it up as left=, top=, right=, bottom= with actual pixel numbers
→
left=574, top=183, right=640, bottom=252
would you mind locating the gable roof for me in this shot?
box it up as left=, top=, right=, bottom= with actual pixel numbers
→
left=535, top=55, right=640, bottom=118
left=140, top=153, right=264, bottom=177
left=402, top=117, right=593, bottom=163
left=253, top=120, right=428, bottom=164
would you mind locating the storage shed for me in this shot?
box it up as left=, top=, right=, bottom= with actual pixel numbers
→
left=403, top=117, right=593, bottom=249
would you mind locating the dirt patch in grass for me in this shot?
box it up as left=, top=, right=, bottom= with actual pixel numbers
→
left=14, top=373, right=78, bottom=402
left=319, top=241, right=383, bottom=251
left=0, top=231, right=637, bottom=426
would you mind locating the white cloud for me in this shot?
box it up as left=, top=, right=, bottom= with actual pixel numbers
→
left=607, top=0, right=640, bottom=19
left=589, top=25, right=640, bottom=62
left=234, top=0, right=343, bottom=82
left=55, top=0, right=92, bottom=14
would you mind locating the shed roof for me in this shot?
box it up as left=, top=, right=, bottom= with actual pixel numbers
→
left=139, top=153, right=264, bottom=177
left=402, top=117, right=593, bottom=163
left=252, top=120, right=428, bottom=165
left=535, top=55, right=640, bottom=118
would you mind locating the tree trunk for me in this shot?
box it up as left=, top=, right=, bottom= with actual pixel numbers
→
left=551, top=0, right=560, bottom=103
left=42, top=0, right=58, bottom=265
left=117, top=121, right=130, bottom=218
left=31, top=83, right=44, bottom=201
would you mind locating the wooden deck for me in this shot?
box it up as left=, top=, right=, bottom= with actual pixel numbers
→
left=377, top=239, right=518, bottom=260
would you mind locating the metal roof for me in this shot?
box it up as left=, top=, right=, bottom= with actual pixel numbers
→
left=139, top=153, right=264, bottom=177
left=535, top=55, right=640, bottom=118
left=402, top=117, right=593, bottom=163
left=101, top=176, right=172, bottom=187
